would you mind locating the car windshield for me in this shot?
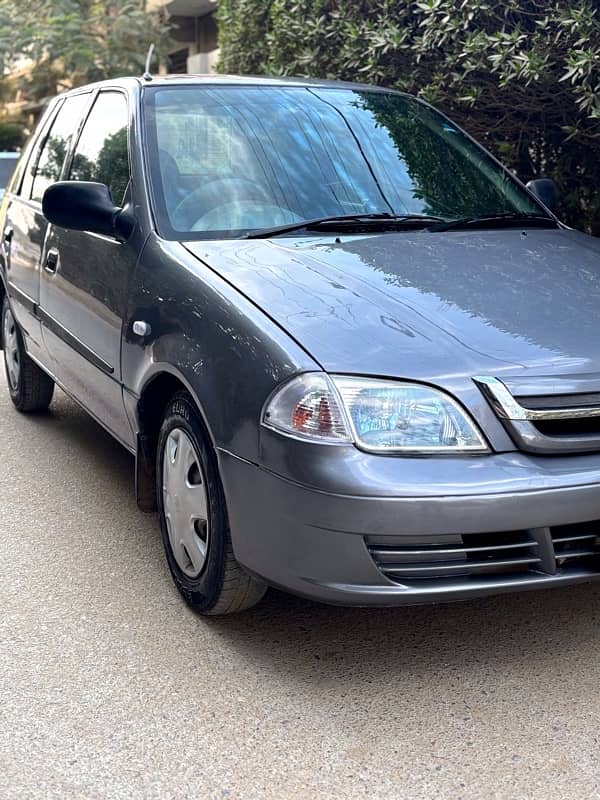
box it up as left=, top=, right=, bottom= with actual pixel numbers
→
left=143, top=85, right=544, bottom=240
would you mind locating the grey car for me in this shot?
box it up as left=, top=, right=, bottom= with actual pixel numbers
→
left=2, top=75, right=600, bottom=615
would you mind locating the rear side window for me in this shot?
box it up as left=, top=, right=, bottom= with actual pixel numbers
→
left=69, top=92, right=130, bottom=205
left=15, top=104, right=58, bottom=199
left=29, top=93, right=90, bottom=203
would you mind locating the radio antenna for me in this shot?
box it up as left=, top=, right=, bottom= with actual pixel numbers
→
left=143, top=43, right=155, bottom=82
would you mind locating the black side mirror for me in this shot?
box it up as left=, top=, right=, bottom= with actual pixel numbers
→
left=526, top=178, right=560, bottom=216
left=42, top=181, right=134, bottom=240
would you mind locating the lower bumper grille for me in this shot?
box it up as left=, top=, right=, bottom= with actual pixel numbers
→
left=367, top=522, right=600, bottom=585
left=552, top=522, right=600, bottom=566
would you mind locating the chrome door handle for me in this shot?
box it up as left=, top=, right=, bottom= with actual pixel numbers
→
left=45, top=248, right=59, bottom=273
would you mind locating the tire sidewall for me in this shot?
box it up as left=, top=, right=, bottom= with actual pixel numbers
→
left=2, top=298, right=24, bottom=406
left=156, top=392, right=227, bottom=611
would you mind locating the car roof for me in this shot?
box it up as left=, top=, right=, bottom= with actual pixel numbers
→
left=62, top=74, right=406, bottom=96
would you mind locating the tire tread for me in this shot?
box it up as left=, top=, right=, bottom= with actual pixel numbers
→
left=16, top=354, right=55, bottom=412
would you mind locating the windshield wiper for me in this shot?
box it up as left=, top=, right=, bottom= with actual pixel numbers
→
left=246, top=213, right=446, bottom=239
left=427, top=212, right=558, bottom=233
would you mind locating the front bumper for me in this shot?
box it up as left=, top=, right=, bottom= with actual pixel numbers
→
left=218, top=448, right=600, bottom=606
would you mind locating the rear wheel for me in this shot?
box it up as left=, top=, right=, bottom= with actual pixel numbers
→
left=2, top=297, right=54, bottom=412
left=157, top=391, right=267, bottom=615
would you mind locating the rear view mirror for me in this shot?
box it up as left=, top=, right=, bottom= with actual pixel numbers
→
left=526, top=178, right=560, bottom=215
left=42, top=181, right=134, bottom=240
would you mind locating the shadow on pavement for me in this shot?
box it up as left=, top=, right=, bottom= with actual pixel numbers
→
left=206, top=580, right=600, bottom=683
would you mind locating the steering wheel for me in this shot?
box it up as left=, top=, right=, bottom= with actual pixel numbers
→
left=191, top=201, right=304, bottom=232
left=158, top=149, right=186, bottom=210
left=171, top=177, right=270, bottom=231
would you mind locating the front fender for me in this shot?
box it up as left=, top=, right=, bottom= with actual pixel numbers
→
left=122, top=235, right=319, bottom=463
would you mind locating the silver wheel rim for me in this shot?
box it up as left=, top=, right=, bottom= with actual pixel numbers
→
left=162, top=428, right=210, bottom=578
left=3, top=306, right=20, bottom=391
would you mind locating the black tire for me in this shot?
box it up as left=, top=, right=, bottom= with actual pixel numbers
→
left=156, top=391, right=267, bottom=615
left=2, top=297, right=54, bottom=413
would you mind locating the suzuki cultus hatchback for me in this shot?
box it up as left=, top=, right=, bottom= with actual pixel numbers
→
left=2, top=75, right=600, bottom=614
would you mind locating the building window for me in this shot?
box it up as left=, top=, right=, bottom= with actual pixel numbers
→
left=167, top=48, right=189, bottom=74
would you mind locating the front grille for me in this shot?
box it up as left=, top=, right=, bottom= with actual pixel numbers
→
left=367, top=522, right=600, bottom=585
left=519, top=394, right=600, bottom=440
left=532, top=418, right=600, bottom=438
left=473, top=376, right=600, bottom=454
left=518, top=393, right=600, bottom=411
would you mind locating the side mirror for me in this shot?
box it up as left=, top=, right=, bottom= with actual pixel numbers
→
left=42, top=181, right=134, bottom=240
left=526, top=178, right=560, bottom=216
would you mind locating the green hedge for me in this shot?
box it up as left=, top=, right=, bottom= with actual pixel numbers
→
left=217, top=1, right=600, bottom=234
left=0, top=120, right=25, bottom=152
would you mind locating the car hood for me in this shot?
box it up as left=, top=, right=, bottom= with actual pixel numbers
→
left=184, top=228, right=600, bottom=392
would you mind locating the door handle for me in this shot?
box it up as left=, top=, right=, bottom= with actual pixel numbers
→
left=3, top=225, right=13, bottom=270
left=45, top=249, right=59, bottom=273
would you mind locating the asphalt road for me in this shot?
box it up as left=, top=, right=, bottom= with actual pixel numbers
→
left=2, top=367, right=600, bottom=800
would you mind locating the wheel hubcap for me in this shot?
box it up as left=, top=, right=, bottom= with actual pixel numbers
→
left=3, top=306, right=20, bottom=390
left=162, top=428, right=210, bottom=578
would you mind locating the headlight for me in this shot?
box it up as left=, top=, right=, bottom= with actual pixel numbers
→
left=263, top=373, right=488, bottom=453
left=331, top=376, right=487, bottom=453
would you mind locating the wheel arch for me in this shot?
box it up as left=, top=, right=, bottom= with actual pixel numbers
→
left=134, top=366, right=215, bottom=512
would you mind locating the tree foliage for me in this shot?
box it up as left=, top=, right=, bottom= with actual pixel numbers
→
left=0, top=0, right=171, bottom=102
left=217, top=0, right=600, bottom=234
left=0, top=119, right=24, bottom=150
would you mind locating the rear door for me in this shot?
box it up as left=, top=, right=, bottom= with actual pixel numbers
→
left=3, top=93, right=91, bottom=364
left=39, top=89, right=135, bottom=447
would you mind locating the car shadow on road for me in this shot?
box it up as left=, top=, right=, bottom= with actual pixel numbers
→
left=204, top=580, right=600, bottom=685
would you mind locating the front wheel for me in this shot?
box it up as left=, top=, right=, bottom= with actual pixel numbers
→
left=157, top=391, right=267, bottom=615
left=2, top=297, right=54, bottom=412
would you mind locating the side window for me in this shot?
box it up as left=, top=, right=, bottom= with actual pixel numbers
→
left=29, top=94, right=90, bottom=203
left=69, top=92, right=130, bottom=205
left=19, top=106, right=59, bottom=201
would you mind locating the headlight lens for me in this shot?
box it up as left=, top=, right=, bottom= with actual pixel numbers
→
left=331, top=376, right=487, bottom=453
left=263, top=373, right=487, bottom=453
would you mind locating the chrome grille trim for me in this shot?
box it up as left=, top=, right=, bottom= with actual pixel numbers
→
left=381, top=556, right=541, bottom=578
left=555, top=549, right=598, bottom=561
left=473, top=376, right=600, bottom=421
left=519, top=393, right=600, bottom=410
left=552, top=534, right=597, bottom=544
left=473, top=375, right=600, bottom=454
left=370, top=540, right=538, bottom=559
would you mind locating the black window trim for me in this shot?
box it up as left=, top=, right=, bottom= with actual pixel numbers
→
left=15, top=98, right=63, bottom=200
left=24, top=90, right=95, bottom=205
left=64, top=86, right=132, bottom=208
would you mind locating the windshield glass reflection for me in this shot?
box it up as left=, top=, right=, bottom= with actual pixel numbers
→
left=144, top=86, right=542, bottom=239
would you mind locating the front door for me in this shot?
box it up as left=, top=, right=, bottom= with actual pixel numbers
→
left=39, top=89, right=135, bottom=448
left=4, top=93, right=91, bottom=363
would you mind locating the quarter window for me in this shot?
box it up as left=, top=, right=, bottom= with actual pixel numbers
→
left=29, top=94, right=90, bottom=203
left=69, top=92, right=130, bottom=205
